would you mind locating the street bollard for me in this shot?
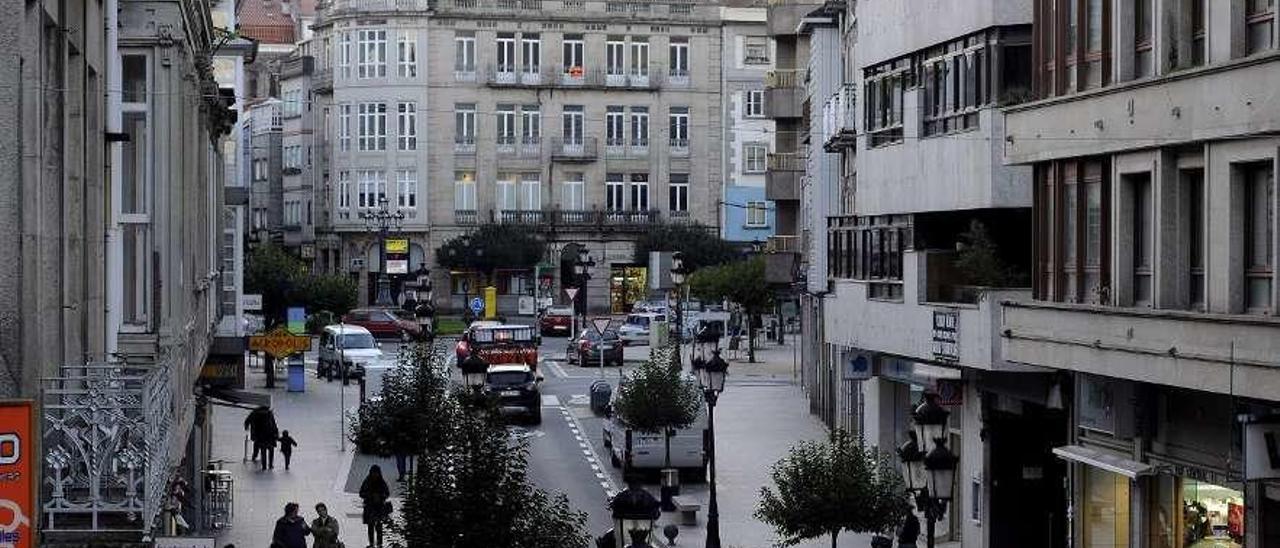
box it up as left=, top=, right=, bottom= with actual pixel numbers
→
left=660, top=468, right=680, bottom=511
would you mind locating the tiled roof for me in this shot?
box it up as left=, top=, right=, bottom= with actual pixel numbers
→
left=238, top=0, right=297, bottom=44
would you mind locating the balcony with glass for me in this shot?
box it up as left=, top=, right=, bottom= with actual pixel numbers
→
left=822, top=83, right=857, bottom=152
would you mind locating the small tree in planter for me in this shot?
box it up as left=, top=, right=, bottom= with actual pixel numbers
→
left=756, top=430, right=910, bottom=548
left=611, top=346, right=703, bottom=481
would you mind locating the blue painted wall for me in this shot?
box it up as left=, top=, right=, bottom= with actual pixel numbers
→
left=722, top=185, right=776, bottom=243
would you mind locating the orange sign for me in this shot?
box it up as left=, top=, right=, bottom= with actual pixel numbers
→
left=248, top=326, right=312, bottom=359
left=0, top=401, right=35, bottom=548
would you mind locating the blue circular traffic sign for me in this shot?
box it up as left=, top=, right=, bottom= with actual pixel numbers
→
left=470, top=297, right=485, bottom=313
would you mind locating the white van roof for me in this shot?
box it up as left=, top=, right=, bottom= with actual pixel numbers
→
left=324, top=324, right=373, bottom=336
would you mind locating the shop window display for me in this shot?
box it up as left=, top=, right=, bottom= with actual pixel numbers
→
left=1150, top=476, right=1244, bottom=548
left=1082, top=467, right=1130, bottom=548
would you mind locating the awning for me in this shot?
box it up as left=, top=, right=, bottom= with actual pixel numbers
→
left=205, top=388, right=272, bottom=409
left=1052, top=444, right=1154, bottom=479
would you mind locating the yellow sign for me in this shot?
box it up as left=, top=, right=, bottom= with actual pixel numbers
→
left=385, top=238, right=409, bottom=254
left=248, top=326, right=312, bottom=359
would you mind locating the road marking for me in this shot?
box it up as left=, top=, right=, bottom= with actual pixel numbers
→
left=568, top=394, right=590, bottom=406
left=541, top=395, right=561, bottom=407
left=545, top=360, right=568, bottom=379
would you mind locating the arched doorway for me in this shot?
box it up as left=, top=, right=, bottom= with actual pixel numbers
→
left=559, top=243, right=585, bottom=315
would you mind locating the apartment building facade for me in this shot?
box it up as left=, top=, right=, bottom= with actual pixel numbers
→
left=720, top=4, right=777, bottom=247
left=1000, top=0, right=1280, bottom=546
left=281, top=53, right=320, bottom=258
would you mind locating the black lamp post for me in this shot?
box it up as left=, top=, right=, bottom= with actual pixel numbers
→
left=669, top=251, right=689, bottom=368
left=610, top=483, right=661, bottom=548
left=574, top=247, right=595, bottom=317
left=459, top=352, right=489, bottom=394
left=359, top=196, right=406, bottom=307
left=693, top=349, right=729, bottom=548
left=897, top=393, right=959, bottom=548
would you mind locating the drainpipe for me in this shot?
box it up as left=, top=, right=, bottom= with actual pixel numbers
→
left=105, top=0, right=123, bottom=358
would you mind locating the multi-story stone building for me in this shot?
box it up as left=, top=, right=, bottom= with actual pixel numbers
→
left=281, top=53, right=320, bottom=260
left=247, top=98, right=286, bottom=244
left=999, top=0, right=1280, bottom=545
left=719, top=3, right=777, bottom=248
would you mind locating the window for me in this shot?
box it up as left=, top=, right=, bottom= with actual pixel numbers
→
left=337, top=171, right=351, bottom=209
left=562, top=105, right=584, bottom=145
left=629, top=173, right=649, bottom=210
left=496, top=173, right=518, bottom=211
left=744, top=90, right=764, bottom=117
left=398, top=33, right=418, bottom=77
left=1036, top=0, right=1110, bottom=97
left=1081, top=467, right=1130, bottom=548
left=1243, top=162, right=1274, bottom=313
left=828, top=215, right=908, bottom=299
left=563, top=35, right=585, bottom=74
left=1033, top=159, right=1111, bottom=304
left=606, top=106, right=625, bottom=147
left=1126, top=173, right=1153, bottom=307
left=745, top=201, right=767, bottom=227
left=606, top=173, right=626, bottom=211
left=744, top=144, right=767, bottom=173
left=744, top=36, right=770, bottom=65
left=358, top=29, right=387, bottom=79
left=338, top=32, right=353, bottom=78
left=668, top=173, right=688, bottom=212
left=669, top=38, right=689, bottom=76
left=455, top=170, right=477, bottom=210
left=865, top=60, right=907, bottom=146
left=521, top=34, right=541, bottom=74
left=668, top=107, right=688, bottom=148
left=358, top=170, right=386, bottom=208
left=455, top=104, right=476, bottom=147
left=1183, top=169, right=1205, bottom=310
left=497, top=33, right=516, bottom=73
left=1134, top=0, right=1153, bottom=77
left=496, top=104, right=516, bottom=146
left=1247, top=0, right=1276, bottom=55
left=121, top=54, right=152, bottom=327
left=562, top=172, right=585, bottom=210
left=1190, top=0, right=1206, bottom=66
left=339, top=104, right=351, bottom=151
left=521, top=105, right=541, bottom=145
left=520, top=174, right=541, bottom=210
left=921, top=34, right=987, bottom=136
left=607, top=39, right=626, bottom=76
left=395, top=170, right=417, bottom=211
left=629, top=38, right=649, bottom=76
left=358, top=102, right=387, bottom=151
left=455, top=32, right=476, bottom=73
left=397, top=102, right=417, bottom=151
left=630, top=107, right=649, bottom=147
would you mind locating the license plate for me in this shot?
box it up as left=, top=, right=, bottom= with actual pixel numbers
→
left=501, top=390, right=521, bottom=397
left=599, top=344, right=613, bottom=350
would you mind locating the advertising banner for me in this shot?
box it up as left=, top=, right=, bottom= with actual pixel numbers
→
left=0, top=401, right=35, bottom=548
left=385, top=238, right=409, bottom=275
left=287, top=307, right=307, bottom=335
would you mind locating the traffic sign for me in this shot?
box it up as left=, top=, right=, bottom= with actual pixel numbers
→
left=565, top=287, right=579, bottom=302
left=591, top=317, right=614, bottom=336
left=470, top=297, right=485, bottom=314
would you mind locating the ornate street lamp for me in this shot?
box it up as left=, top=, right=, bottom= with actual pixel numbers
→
left=610, top=483, right=661, bottom=548
left=359, top=196, right=406, bottom=307
left=694, top=349, right=729, bottom=548
left=459, top=352, right=489, bottom=391
left=896, top=431, right=927, bottom=493
left=574, top=248, right=595, bottom=316
left=912, top=392, right=950, bottom=445
left=897, top=393, right=958, bottom=548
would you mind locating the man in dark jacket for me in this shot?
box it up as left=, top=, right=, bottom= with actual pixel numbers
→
left=245, top=406, right=280, bottom=470
left=271, top=502, right=310, bottom=548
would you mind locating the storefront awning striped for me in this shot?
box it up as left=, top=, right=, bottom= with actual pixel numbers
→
left=1052, top=444, right=1154, bottom=479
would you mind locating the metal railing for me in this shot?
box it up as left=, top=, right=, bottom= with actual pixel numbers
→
left=455, top=209, right=479, bottom=225
left=484, top=208, right=662, bottom=229
left=325, top=0, right=432, bottom=12
left=767, top=234, right=800, bottom=253
left=550, top=137, right=598, bottom=161
left=822, top=83, right=857, bottom=150
left=768, top=152, right=805, bottom=171
left=765, top=69, right=803, bottom=89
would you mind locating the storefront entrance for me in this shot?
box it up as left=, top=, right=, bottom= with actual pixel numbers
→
left=987, top=402, right=1069, bottom=548
left=609, top=265, right=647, bottom=314
left=1149, top=476, right=1244, bottom=548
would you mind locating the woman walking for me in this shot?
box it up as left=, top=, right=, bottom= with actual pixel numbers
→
left=358, top=465, right=390, bottom=548
left=311, top=503, right=341, bottom=548
left=270, top=502, right=310, bottom=548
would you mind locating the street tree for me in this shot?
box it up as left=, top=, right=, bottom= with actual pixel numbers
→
left=611, top=346, right=703, bottom=473
left=349, top=343, right=455, bottom=458
left=244, top=243, right=307, bottom=326
left=303, top=273, right=359, bottom=321
left=633, top=222, right=741, bottom=272
left=688, top=256, right=772, bottom=362
left=756, top=430, right=911, bottom=548
left=436, top=223, right=546, bottom=286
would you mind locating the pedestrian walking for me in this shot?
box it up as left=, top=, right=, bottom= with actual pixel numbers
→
left=897, top=512, right=920, bottom=548
left=254, top=407, right=280, bottom=471
left=311, top=503, right=342, bottom=548
left=270, top=502, right=311, bottom=548
left=279, top=430, right=299, bottom=471
left=393, top=452, right=412, bottom=482
left=358, top=465, right=391, bottom=548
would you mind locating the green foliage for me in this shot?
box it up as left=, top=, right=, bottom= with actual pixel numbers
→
left=633, top=223, right=741, bottom=272
left=954, top=220, right=1028, bottom=288
left=435, top=318, right=470, bottom=336
left=436, top=224, right=547, bottom=281
left=245, top=243, right=308, bottom=325
left=613, top=346, right=702, bottom=434
left=303, top=274, right=359, bottom=318
left=756, top=430, right=911, bottom=547
left=688, top=257, right=772, bottom=314
left=350, top=343, right=456, bottom=457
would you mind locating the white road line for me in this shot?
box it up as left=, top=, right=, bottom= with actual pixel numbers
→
left=545, top=360, right=568, bottom=378
left=541, top=395, right=561, bottom=407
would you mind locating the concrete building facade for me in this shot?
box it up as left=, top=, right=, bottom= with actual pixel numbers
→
left=720, top=5, right=777, bottom=247
left=281, top=53, right=319, bottom=257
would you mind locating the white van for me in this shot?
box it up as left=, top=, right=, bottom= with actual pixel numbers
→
left=318, top=324, right=383, bottom=380
left=618, top=312, right=667, bottom=346
left=602, top=396, right=707, bottom=478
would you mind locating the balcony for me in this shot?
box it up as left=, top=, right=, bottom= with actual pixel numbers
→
left=323, top=0, right=431, bottom=14
left=429, top=0, right=716, bottom=19
left=499, top=209, right=546, bottom=224
left=765, top=70, right=804, bottom=119
left=454, top=137, right=477, bottom=155
left=822, top=83, right=857, bottom=152
left=766, top=0, right=823, bottom=36
left=313, top=68, right=333, bottom=93
left=1001, top=302, right=1280, bottom=401
left=550, top=137, right=598, bottom=162
left=765, top=152, right=804, bottom=201
left=487, top=208, right=660, bottom=231
left=669, top=139, right=689, bottom=157
left=483, top=64, right=556, bottom=87
left=765, top=235, right=801, bottom=284
left=667, top=70, right=691, bottom=88
left=454, top=209, right=479, bottom=225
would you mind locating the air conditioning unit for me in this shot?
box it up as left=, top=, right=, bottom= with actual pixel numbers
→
left=350, top=257, right=366, bottom=270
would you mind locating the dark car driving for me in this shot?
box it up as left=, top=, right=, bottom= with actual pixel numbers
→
left=484, top=364, right=542, bottom=424
left=342, top=308, right=421, bottom=340
left=538, top=306, right=575, bottom=336
left=566, top=328, right=624, bottom=367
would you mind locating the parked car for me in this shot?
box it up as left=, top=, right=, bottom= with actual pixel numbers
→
left=318, top=325, right=382, bottom=380
left=539, top=306, right=575, bottom=336
left=341, top=308, right=421, bottom=341
left=602, top=384, right=707, bottom=479
left=566, top=328, right=624, bottom=367
left=618, top=312, right=667, bottom=346
left=633, top=301, right=668, bottom=315
left=484, top=364, right=542, bottom=424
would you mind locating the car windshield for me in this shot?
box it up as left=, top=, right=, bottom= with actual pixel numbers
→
left=627, top=316, right=650, bottom=327
left=338, top=333, right=376, bottom=349
left=488, top=371, right=533, bottom=386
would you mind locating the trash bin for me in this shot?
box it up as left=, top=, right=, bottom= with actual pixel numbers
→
left=590, top=380, right=612, bottom=416
left=287, top=355, right=306, bottom=393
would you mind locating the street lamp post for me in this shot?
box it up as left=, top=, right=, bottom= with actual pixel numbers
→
left=574, top=247, right=595, bottom=317
left=896, top=393, right=959, bottom=548
left=693, top=350, right=729, bottom=548
left=669, top=252, right=689, bottom=369
left=359, top=196, right=406, bottom=307
left=459, top=352, right=489, bottom=394
left=609, top=482, right=661, bottom=548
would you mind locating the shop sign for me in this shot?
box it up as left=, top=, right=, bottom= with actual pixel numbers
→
left=843, top=353, right=872, bottom=380
left=199, top=355, right=245, bottom=390
left=241, top=293, right=263, bottom=311
left=248, top=326, right=312, bottom=359
left=385, top=238, right=409, bottom=275
left=931, top=309, right=959, bottom=362
left=1244, top=418, right=1280, bottom=480
left=0, top=401, right=35, bottom=548
left=936, top=378, right=964, bottom=406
